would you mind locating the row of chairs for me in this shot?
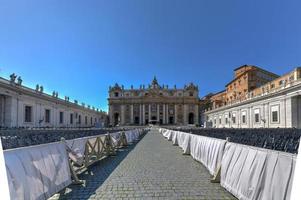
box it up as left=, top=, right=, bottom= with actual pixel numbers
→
left=168, top=128, right=301, bottom=154
left=0, top=128, right=130, bottom=150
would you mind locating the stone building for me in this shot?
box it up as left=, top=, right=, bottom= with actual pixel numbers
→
left=205, top=66, right=301, bottom=128
left=108, top=77, right=200, bottom=126
left=0, top=75, right=107, bottom=128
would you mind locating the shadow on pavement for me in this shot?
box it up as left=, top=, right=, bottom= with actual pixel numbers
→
left=51, top=134, right=146, bottom=200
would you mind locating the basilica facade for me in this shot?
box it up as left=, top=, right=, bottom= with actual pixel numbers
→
left=108, top=77, right=200, bottom=126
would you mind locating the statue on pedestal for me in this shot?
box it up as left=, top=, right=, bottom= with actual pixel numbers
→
left=17, top=76, right=22, bottom=85
left=9, top=73, right=17, bottom=83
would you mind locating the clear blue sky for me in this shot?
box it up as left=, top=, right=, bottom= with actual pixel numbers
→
left=0, top=0, right=300, bottom=112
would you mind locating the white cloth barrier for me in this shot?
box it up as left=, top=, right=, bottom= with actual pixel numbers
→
left=177, top=131, right=191, bottom=155
left=125, top=129, right=141, bottom=143
left=66, top=137, right=88, bottom=166
left=190, top=134, right=226, bottom=175
left=160, top=128, right=225, bottom=175
left=110, top=131, right=122, bottom=146
left=4, top=142, right=72, bottom=200
left=221, top=142, right=296, bottom=200
left=172, top=131, right=179, bottom=145
left=0, top=139, right=10, bottom=200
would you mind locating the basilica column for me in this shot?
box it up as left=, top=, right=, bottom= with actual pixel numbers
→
left=194, top=105, right=199, bottom=125
left=163, top=104, right=166, bottom=124
left=121, top=105, right=125, bottom=125
left=142, top=104, right=145, bottom=125
left=166, top=104, right=169, bottom=124
left=109, top=105, right=113, bottom=126
left=157, top=104, right=160, bottom=123
left=174, top=104, right=177, bottom=124
left=184, top=104, right=188, bottom=125
left=139, top=104, right=142, bottom=125
left=130, top=104, right=134, bottom=124
left=148, top=104, right=151, bottom=121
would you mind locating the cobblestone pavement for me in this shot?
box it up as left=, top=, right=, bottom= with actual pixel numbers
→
left=50, top=129, right=236, bottom=200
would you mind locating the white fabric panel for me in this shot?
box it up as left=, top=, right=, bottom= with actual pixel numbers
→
left=163, top=130, right=173, bottom=141
left=4, top=142, right=71, bottom=200
left=176, top=132, right=191, bottom=154
left=125, top=129, right=140, bottom=143
left=172, top=131, right=178, bottom=145
left=66, top=137, right=88, bottom=166
left=221, top=142, right=296, bottom=200
left=291, top=143, right=301, bottom=200
left=110, top=132, right=122, bottom=146
left=0, top=139, right=10, bottom=200
left=190, top=134, right=226, bottom=175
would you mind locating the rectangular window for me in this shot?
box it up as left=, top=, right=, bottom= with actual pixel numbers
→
left=255, top=114, right=259, bottom=123
left=242, top=111, right=247, bottom=124
left=24, top=106, right=32, bottom=122
left=271, top=105, right=280, bottom=123
left=91, top=117, right=93, bottom=125
left=272, top=111, right=278, bottom=122
left=85, top=116, right=88, bottom=125
left=232, top=113, right=236, bottom=124
left=70, top=113, right=73, bottom=124
left=254, top=109, right=260, bottom=123
left=45, top=109, right=51, bottom=123
left=219, top=117, right=222, bottom=124
left=242, top=115, right=246, bottom=124
left=59, top=112, right=64, bottom=124
left=78, top=115, right=81, bottom=124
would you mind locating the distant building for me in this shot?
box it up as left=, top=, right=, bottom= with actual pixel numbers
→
left=108, top=77, right=200, bottom=126
left=205, top=66, right=301, bottom=128
left=0, top=75, right=107, bottom=128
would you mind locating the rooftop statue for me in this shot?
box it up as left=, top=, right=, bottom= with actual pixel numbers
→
left=9, top=73, right=17, bottom=83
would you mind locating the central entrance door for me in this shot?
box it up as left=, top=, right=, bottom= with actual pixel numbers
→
left=188, top=113, right=194, bottom=124
left=114, top=113, right=119, bottom=126
left=150, top=116, right=157, bottom=125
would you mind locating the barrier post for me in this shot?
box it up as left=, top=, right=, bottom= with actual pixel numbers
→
left=104, top=133, right=116, bottom=156
left=61, top=137, right=83, bottom=185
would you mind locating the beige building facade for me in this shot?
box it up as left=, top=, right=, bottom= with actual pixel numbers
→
left=108, top=77, right=200, bottom=126
left=205, top=67, right=301, bottom=128
left=0, top=75, right=107, bottom=128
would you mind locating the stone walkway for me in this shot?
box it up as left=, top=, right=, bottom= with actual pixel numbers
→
left=50, top=129, right=236, bottom=200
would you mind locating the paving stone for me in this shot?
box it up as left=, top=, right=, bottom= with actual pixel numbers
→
left=49, top=129, right=236, bottom=200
